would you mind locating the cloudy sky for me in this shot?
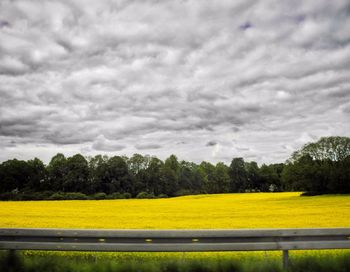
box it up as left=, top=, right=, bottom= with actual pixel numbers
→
left=0, top=0, right=349, bottom=165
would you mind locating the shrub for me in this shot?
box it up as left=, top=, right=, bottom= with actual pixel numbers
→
left=64, top=192, right=88, bottom=200
left=92, top=192, right=107, bottom=200
left=157, top=194, right=168, bottom=198
left=49, top=192, right=65, bottom=200
left=136, top=192, right=148, bottom=199
left=36, top=191, right=55, bottom=200
left=123, top=192, right=132, bottom=199
left=0, top=191, right=55, bottom=201
left=18, top=192, right=37, bottom=201
left=136, top=192, right=155, bottom=199
left=106, top=192, right=123, bottom=199
left=49, top=192, right=88, bottom=200
left=0, top=192, right=17, bottom=201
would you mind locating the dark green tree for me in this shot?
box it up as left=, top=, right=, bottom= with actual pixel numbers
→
left=283, top=136, right=350, bottom=194
left=178, top=161, right=203, bottom=194
left=88, top=155, right=108, bottom=194
left=145, top=157, right=164, bottom=195
left=229, top=158, right=248, bottom=192
left=244, top=161, right=261, bottom=191
left=63, top=154, right=89, bottom=193
left=0, top=159, right=31, bottom=193
left=259, top=163, right=283, bottom=192
left=128, top=154, right=150, bottom=194
left=105, top=156, right=131, bottom=194
left=160, top=155, right=180, bottom=196
left=214, top=162, right=230, bottom=193
left=199, top=161, right=217, bottom=193
left=26, top=158, right=47, bottom=191
left=47, top=153, right=67, bottom=192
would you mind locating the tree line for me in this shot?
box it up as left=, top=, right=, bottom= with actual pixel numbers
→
left=0, top=136, right=349, bottom=200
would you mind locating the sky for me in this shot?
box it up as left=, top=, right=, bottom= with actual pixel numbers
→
left=0, top=0, right=349, bottom=165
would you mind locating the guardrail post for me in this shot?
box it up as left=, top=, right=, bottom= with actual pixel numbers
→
left=282, top=250, right=289, bottom=270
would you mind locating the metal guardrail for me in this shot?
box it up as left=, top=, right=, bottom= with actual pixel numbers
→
left=1, top=228, right=349, bottom=270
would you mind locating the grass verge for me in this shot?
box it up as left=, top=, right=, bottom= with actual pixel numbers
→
left=1, top=250, right=350, bottom=272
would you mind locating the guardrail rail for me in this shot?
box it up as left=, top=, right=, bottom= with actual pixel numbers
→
left=1, top=228, right=349, bottom=270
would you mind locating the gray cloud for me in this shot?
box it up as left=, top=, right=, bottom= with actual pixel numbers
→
left=92, top=135, right=125, bottom=152
left=0, top=20, right=9, bottom=28
left=0, top=0, right=349, bottom=164
left=135, top=143, right=162, bottom=150
left=0, top=56, right=29, bottom=75
left=206, top=141, right=217, bottom=147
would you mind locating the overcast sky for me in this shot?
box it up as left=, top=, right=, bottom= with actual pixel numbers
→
left=0, top=0, right=349, bottom=165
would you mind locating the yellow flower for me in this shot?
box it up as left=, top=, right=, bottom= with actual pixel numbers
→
left=0, top=192, right=348, bottom=229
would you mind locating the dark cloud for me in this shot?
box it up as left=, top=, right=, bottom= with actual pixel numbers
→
left=0, top=0, right=349, bottom=164
left=295, top=15, right=306, bottom=23
left=239, top=21, right=252, bottom=30
left=206, top=141, right=217, bottom=147
left=0, top=20, right=9, bottom=28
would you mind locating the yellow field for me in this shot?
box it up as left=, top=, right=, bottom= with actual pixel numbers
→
left=0, top=192, right=349, bottom=229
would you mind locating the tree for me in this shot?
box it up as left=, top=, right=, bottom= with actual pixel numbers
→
left=165, top=155, right=180, bottom=173
left=199, top=161, right=216, bottom=193
left=26, top=158, right=47, bottom=191
left=214, top=162, right=230, bottom=193
left=128, top=154, right=150, bottom=175
left=283, top=136, right=350, bottom=194
left=128, top=154, right=150, bottom=194
left=282, top=155, right=320, bottom=192
left=229, top=158, right=248, bottom=192
left=145, top=157, right=164, bottom=195
left=178, top=161, right=203, bottom=194
left=88, top=155, right=109, bottom=194
left=160, top=155, right=180, bottom=196
left=330, top=156, right=350, bottom=193
left=0, top=159, right=31, bottom=193
left=63, top=154, right=89, bottom=193
left=291, top=136, right=350, bottom=162
left=105, top=156, right=131, bottom=194
left=259, top=163, right=283, bottom=192
left=47, top=153, right=67, bottom=192
left=244, top=161, right=260, bottom=191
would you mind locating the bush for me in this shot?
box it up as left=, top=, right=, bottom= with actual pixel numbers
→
left=136, top=192, right=155, bottom=199
left=64, top=192, right=88, bottom=200
left=123, top=192, right=132, bottom=199
left=18, top=192, right=38, bottom=201
left=136, top=192, right=148, bottom=199
left=49, top=192, right=65, bottom=200
left=49, top=192, right=88, bottom=200
left=36, top=191, right=55, bottom=200
left=0, top=192, right=17, bottom=201
left=157, top=194, right=168, bottom=198
left=92, top=192, right=107, bottom=200
left=0, top=191, right=55, bottom=201
left=106, top=192, right=124, bottom=199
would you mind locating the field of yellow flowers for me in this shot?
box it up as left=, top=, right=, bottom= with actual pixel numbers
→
left=0, top=192, right=349, bottom=229
left=0, top=191, right=349, bottom=267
